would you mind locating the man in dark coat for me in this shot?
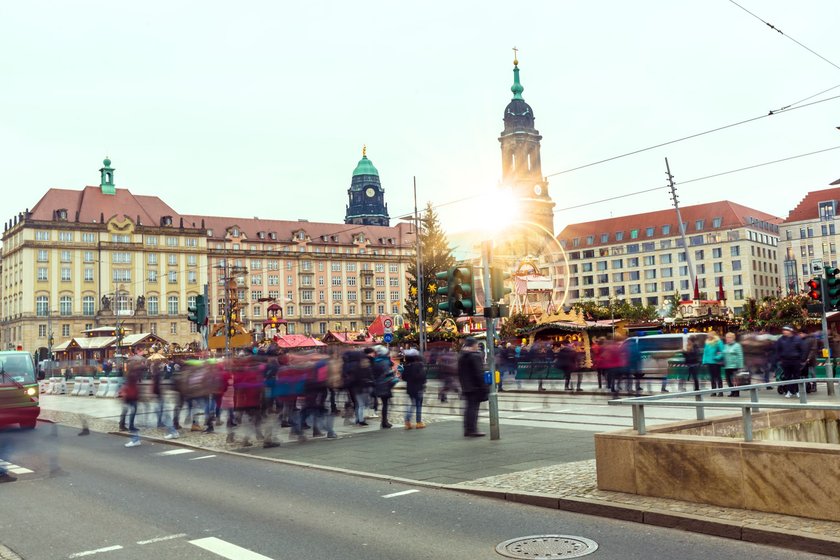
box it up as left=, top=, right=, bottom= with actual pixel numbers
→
left=458, top=338, right=488, bottom=437
left=775, top=325, right=805, bottom=398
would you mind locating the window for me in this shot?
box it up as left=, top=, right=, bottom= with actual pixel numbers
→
left=690, top=235, right=704, bottom=246
left=167, top=254, right=177, bottom=266
left=661, top=267, right=673, bottom=277
left=62, top=324, right=70, bottom=337
left=644, top=269, right=656, bottom=279
left=679, top=266, right=688, bottom=276
left=597, top=274, right=609, bottom=283
left=612, top=272, right=624, bottom=282
left=661, top=254, right=672, bottom=264
left=733, top=275, right=742, bottom=286
left=166, top=236, right=179, bottom=247
left=167, top=295, right=179, bottom=315
left=170, top=322, right=178, bottom=334
left=36, top=231, right=50, bottom=241
left=600, top=233, right=609, bottom=243
left=146, top=236, right=158, bottom=246
left=148, top=253, right=158, bottom=265
left=696, top=264, right=705, bottom=274
left=627, top=257, right=639, bottom=267
left=626, top=244, right=639, bottom=253
left=36, top=296, right=49, bottom=316
left=82, top=296, right=95, bottom=316
left=628, top=271, right=640, bottom=281
left=712, top=248, right=722, bottom=258
left=148, top=270, right=158, bottom=283
left=611, top=259, right=623, bottom=269
left=168, top=271, right=177, bottom=284
left=660, top=239, right=672, bottom=249
left=695, top=219, right=704, bottom=231
left=84, top=251, right=94, bottom=263
left=59, top=296, right=72, bottom=316
left=642, top=242, right=655, bottom=252
left=82, top=232, right=96, bottom=243
left=732, top=260, right=742, bottom=271
left=645, top=227, right=655, bottom=237
left=188, top=271, right=197, bottom=284
left=630, top=229, right=639, bottom=239
left=694, top=250, right=704, bottom=260
left=615, top=232, right=624, bottom=241
left=645, top=282, right=657, bottom=293
left=586, top=235, right=595, bottom=245
left=734, top=289, right=744, bottom=300
left=712, top=217, right=723, bottom=228
left=713, top=262, right=723, bottom=273
left=39, top=325, right=47, bottom=337
left=38, top=250, right=48, bottom=262
left=643, top=256, right=655, bottom=266
left=113, top=252, right=130, bottom=264
left=58, top=231, right=73, bottom=242
left=662, top=281, right=674, bottom=292
left=661, top=225, right=671, bottom=235
left=596, top=261, right=607, bottom=271
left=61, top=267, right=71, bottom=282
left=37, top=267, right=48, bottom=281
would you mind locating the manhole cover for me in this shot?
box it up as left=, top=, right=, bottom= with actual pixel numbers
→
left=495, top=535, right=598, bottom=559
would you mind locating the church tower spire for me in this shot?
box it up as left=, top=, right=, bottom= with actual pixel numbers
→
left=344, top=146, right=390, bottom=226
left=99, top=157, right=115, bottom=195
left=498, top=53, right=555, bottom=234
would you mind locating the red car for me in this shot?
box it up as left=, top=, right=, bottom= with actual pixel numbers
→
left=0, top=351, right=40, bottom=429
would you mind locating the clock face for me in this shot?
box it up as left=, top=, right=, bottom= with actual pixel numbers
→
left=365, top=187, right=376, bottom=198
left=533, top=184, right=543, bottom=196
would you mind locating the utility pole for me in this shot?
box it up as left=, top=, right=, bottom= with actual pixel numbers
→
left=224, top=261, right=231, bottom=357
left=482, top=240, right=501, bottom=440
left=203, top=283, right=210, bottom=352
left=414, top=177, right=427, bottom=354
left=667, top=158, right=696, bottom=299
left=820, top=272, right=836, bottom=396
left=46, top=308, right=54, bottom=378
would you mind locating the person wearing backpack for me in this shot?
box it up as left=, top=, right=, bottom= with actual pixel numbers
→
left=402, top=349, right=426, bottom=429
left=371, top=346, right=395, bottom=429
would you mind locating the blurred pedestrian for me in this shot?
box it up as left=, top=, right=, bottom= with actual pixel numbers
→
left=458, top=338, right=488, bottom=437
left=702, top=333, right=724, bottom=396
left=120, top=357, right=143, bottom=447
left=682, top=336, right=702, bottom=392
left=774, top=326, right=804, bottom=398
left=402, top=349, right=426, bottom=429
left=371, top=346, right=395, bottom=429
left=723, top=332, right=745, bottom=397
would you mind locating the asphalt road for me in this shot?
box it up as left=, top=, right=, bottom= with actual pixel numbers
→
left=0, top=424, right=827, bottom=560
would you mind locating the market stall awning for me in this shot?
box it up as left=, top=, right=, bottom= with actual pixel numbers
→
left=274, top=334, right=326, bottom=348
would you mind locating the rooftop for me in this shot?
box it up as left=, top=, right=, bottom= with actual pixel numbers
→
left=784, top=186, right=840, bottom=223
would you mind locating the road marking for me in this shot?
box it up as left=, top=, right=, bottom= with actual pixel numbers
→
left=189, top=455, right=217, bottom=461
left=189, top=537, right=275, bottom=560
left=156, top=449, right=195, bottom=456
left=382, top=489, right=419, bottom=499
left=1, top=460, right=33, bottom=474
left=9, top=467, right=33, bottom=474
left=137, top=533, right=188, bottom=545
left=68, top=545, right=123, bottom=558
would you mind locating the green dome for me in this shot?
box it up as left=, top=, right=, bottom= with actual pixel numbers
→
left=352, top=155, right=379, bottom=177
left=103, top=157, right=112, bottom=167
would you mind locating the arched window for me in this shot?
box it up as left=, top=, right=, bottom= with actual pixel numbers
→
left=167, top=295, right=179, bottom=315
left=147, top=295, right=159, bottom=315
left=82, top=296, right=95, bottom=316
left=59, top=295, right=72, bottom=316
left=36, top=295, right=49, bottom=316
left=117, top=293, right=131, bottom=314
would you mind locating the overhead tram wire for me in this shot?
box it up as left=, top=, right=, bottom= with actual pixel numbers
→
left=552, top=144, right=840, bottom=214
left=543, top=92, right=840, bottom=179
left=727, top=0, right=840, bottom=74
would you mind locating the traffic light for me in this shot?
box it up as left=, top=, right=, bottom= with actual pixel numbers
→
left=490, top=267, right=513, bottom=302
left=188, top=295, right=207, bottom=326
left=806, top=278, right=821, bottom=300
left=436, top=267, right=475, bottom=317
left=826, top=267, right=840, bottom=310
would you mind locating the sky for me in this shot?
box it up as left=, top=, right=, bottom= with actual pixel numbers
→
left=2, top=1, right=839, bottom=238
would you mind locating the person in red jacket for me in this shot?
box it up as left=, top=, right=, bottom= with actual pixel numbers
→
left=120, top=356, right=144, bottom=447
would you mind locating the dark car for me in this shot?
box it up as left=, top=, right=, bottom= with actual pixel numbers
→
left=0, top=351, right=40, bottom=429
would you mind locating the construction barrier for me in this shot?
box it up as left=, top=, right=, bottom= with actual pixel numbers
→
left=70, top=377, right=85, bottom=396
left=48, top=377, right=67, bottom=395
left=105, top=377, right=124, bottom=398
left=72, top=377, right=95, bottom=396
left=95, top=377, right=109, bottom=398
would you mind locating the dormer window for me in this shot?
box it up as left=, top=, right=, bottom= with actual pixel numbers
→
left=231, top=227, right=240, bottom=237
left=207, top=229, right=213, bottom=237
left=161, top=216, right=173, bottom=227
left=331, top=235, right=339, bottom=242
left=819, top=200, right=836, bottom=221
left=269, top=232, right=277, bottom=240
left=55, top=208, right=68, bottom=221
left=258, top=231, right=266, bottom=239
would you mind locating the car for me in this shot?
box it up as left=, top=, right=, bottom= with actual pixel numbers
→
left=0, top=351, right=40, bottom=429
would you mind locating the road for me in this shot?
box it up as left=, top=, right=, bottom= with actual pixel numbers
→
left=0, top=424, right=827, bottom=560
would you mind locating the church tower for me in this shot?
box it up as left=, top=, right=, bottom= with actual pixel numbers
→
left=344, top=147, right=390, bottom=226
left=498, top=54, right=555, bottom=235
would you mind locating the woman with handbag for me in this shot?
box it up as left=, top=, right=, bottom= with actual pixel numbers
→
left=722, top=332, right=745, bottom=397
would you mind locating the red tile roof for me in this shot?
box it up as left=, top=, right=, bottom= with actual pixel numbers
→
left=784, top=186, right=840, bottom=223
left=183, top=214, right=415, bottom=247
left=556, top=200, right=781, bottom=247
left=29, top=186, right=184, bottom=226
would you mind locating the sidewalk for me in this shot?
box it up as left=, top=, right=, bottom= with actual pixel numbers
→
left=36, top=391, right=840, bottom=557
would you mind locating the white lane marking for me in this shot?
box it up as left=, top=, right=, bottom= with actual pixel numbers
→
left=382, top=489, right=420, bottom=499
left=189, top=537, right=275, bottom=560
left=189, top=455, right=217, bottom=461
left=10, top=467, right=33, bottom=474
left=156, top=449, right=195, bottom=456
left=68, top=545, right=124, bottom=558
left=137, top=533, right=188, bottom=545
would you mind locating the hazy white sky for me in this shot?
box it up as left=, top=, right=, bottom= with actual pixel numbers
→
left=2, top=1, right=839, bottom=236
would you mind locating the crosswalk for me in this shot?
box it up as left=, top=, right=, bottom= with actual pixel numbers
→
left=67, top=535, right=277, bottom=559
left=0, top=459, right=32, bottom=475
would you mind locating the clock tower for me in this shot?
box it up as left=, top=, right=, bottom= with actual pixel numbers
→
left=499, top=55, right=555, bottom=235
left=344, top=146, right=390, bottom=227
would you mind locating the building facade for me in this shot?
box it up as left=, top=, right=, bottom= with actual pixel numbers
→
left=1, top=157, right=414, bottom=353
left=556, top=201, right=783, bottom=314
left=778, top=185, right=840, bottom=293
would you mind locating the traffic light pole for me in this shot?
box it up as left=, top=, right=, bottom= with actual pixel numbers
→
left=481, top=240, right=501, bottom=440
left=820, top=275, right=836, bottom=396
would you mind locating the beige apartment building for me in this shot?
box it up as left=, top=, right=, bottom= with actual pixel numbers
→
left=1, top=158, right=415, bottom=354
left=778, top=184, right=840, bottom=292
left=556, top=201, right=783, bottom=315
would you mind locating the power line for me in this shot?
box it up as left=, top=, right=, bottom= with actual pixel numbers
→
left=553, top=144, right=840, bottom=214
left=543, top=93, right=840, bottom=179
left=727, top=0, right=840, bottom=73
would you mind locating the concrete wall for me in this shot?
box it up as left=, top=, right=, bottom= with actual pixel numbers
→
left=595, top=411, right=840, bottom=522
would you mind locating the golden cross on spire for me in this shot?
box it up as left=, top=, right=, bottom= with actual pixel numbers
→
left=512, top=46, right=519, bottom=66
left=362, top=144, right=367, bottom=157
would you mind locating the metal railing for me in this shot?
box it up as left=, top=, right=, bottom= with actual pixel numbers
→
left=610, top=378, right=840, bottom=442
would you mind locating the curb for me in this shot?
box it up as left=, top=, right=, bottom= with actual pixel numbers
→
left=451, top=486, right=840, bottom=558
left=52, top=412, right=840, bottom=557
